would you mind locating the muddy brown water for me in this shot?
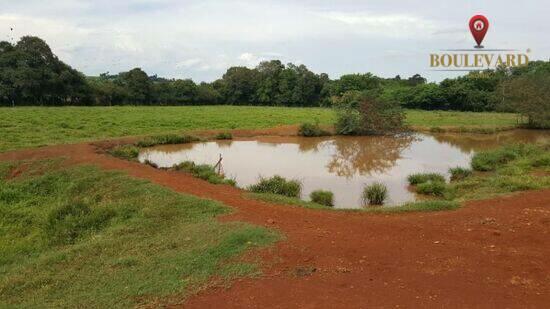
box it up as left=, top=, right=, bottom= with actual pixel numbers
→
left=139, top=130, right=549, bottom=208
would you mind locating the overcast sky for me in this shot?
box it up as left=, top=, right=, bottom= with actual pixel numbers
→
left=1, top=0, right=548, bottom=82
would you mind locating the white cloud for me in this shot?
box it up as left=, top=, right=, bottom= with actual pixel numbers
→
left=315, top=11, right=438, bottom=38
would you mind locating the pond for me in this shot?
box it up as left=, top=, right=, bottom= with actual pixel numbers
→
left=139, top=130, right=550, bottom=208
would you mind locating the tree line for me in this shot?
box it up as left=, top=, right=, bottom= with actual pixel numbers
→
left=1, top=36, right=549, bottom=117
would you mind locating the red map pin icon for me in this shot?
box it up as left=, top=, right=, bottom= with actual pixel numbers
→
left=469, top=15, right=489, bottom=48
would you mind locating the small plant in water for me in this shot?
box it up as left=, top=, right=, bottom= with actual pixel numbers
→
left=407, top=173, right=446, bottom=185
left=309, top=190, right=334, bottom=207
left=449, top=167, right=472, bottom=181
left=248, top=175, right=302, bottom=198
left=362, top=182, right=388, bottom=206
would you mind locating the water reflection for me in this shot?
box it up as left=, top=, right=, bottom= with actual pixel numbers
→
left=326, top=134, right=416, bottom=178
left=139, top=130, right=550, bottom=208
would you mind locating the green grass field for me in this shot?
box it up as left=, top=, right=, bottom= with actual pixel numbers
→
left=0, top=106, right=519, bottom=152
left=0, top=159, right=278, bottom=308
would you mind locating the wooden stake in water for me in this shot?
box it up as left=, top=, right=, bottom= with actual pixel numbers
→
left=214, top=154, right=223, bottom=175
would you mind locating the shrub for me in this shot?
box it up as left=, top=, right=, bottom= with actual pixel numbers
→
left=416, top=181, right=447, bottom=196
left=407, top=172, right=446, bottom=185
left=449, top=167, right=472, bottom=181
left=298, top=122, right=330, bottom=137
left=309, top=190, right=334, bottom=207
left=174, top=161, right=235, bottom=186
left=215, top=132, right=233, bottom=140
left=109, top=145, right=140, bottom=160
left=136, top=134, right=199, bottom=147
left=362, top=182, right=388, bottom=205
left=248, top=175, right=302, bottom=198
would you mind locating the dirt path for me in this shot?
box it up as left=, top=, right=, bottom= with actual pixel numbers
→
left=1, top=141, right=549, bottom=308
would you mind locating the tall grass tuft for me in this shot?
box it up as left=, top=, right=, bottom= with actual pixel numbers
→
left=248, top=175, right=302, bottom=198
left=407, top=172, right=446, bottom=185
left=215, top=132, right=233, bottom=140
left=362, top=182, right=388, bottom=206
left=449, top=167, right=472, bottom=181
left=309, top=190, right=334, bottom=207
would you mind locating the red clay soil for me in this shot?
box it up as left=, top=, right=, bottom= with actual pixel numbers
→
left=1, top=141, right=549, bottom=308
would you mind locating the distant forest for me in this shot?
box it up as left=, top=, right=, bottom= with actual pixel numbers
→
left=1, top=36, right=549, bottom=111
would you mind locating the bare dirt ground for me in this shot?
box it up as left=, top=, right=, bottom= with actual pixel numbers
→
left=1, top=131, right=549, bottom=309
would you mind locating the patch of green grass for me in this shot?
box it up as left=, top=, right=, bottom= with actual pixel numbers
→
left=309, top=190, right=334, bottom=207
left=405, top=110, right=519, bottom=129
left=0, top=106, right=335, bottom=152
left=136, top=134, right=200, bottom=147
left=0, top=107, right=521, bottom=152
left=215, top=132, right=233, bottom=140
left=471, top=143, right=542, bottom=171
left=108, top=144, right=140, bottom=160
left=375, top=200, right=460, bottom=213
left=247, top=192, right=459, bottom=213
left=407, top=172, right=446, bottom=185
left=175, top=161, right=236, bottom=186
left=248, top=175, right=302, bottom=198
left=449, top=167, right=472, bottom=181
left=449, top=143, right=550, bottom=200
left=416, top=181, right=447, bottom=196
left=362, top=182, right=388, bottom=205
left=0, top=160, right=277, bottom=308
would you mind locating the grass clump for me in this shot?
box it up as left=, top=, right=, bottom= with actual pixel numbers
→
left=449, top=167, right=472, bottom=181
left=215, top=132, right=233, bottom=140
left=175, top=161, right=236, bottom=186
left=248, top=175, right=302, bottom=198
left=0, top=160, right=277, bottom=308
left=407, top=172, right=446, bottom=185
left=309, top=190, right=334, bottom=207
left=136, top=134, right=199, bottom=148
left=471, top=143, right=541, bottom=171
left=298, top=121, right=331, bottom=137
left=108, top=144, right=140, bottom=160
left=416, top=181, right=447, bottom=196
left=362, top=182, right=388, bottom=205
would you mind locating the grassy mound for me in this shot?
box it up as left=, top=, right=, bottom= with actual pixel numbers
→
left=0, top=160, right=276, bottom=308
left=248, top=175, right=302, bottom=198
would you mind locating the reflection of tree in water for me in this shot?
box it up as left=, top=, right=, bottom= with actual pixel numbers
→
left=326, top=134, right=416, bottom=178
left=429, top=130, right=550, bottom=153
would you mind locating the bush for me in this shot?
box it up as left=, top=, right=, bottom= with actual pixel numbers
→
left=136, top=134, right=199, bottom=147
left=248, top=175, right=302, bottom=198
left=298, top=122, right=330, bottom=137
left=362, top=182, right=388, bottom=205
left=215, top=132, right=233, bottom=140
left=407, top=172, right=446, bottom=185
left=309, top=190, right=334, bottom=207
left=449, top=167, right=472, bottom=181
left=109, top=145, right=140, bottom=160
left=471, top=144, right=541, bottom=171
left=416, top=181, right=447, bottom=196
left=174, top=161, right=235, bottom=186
